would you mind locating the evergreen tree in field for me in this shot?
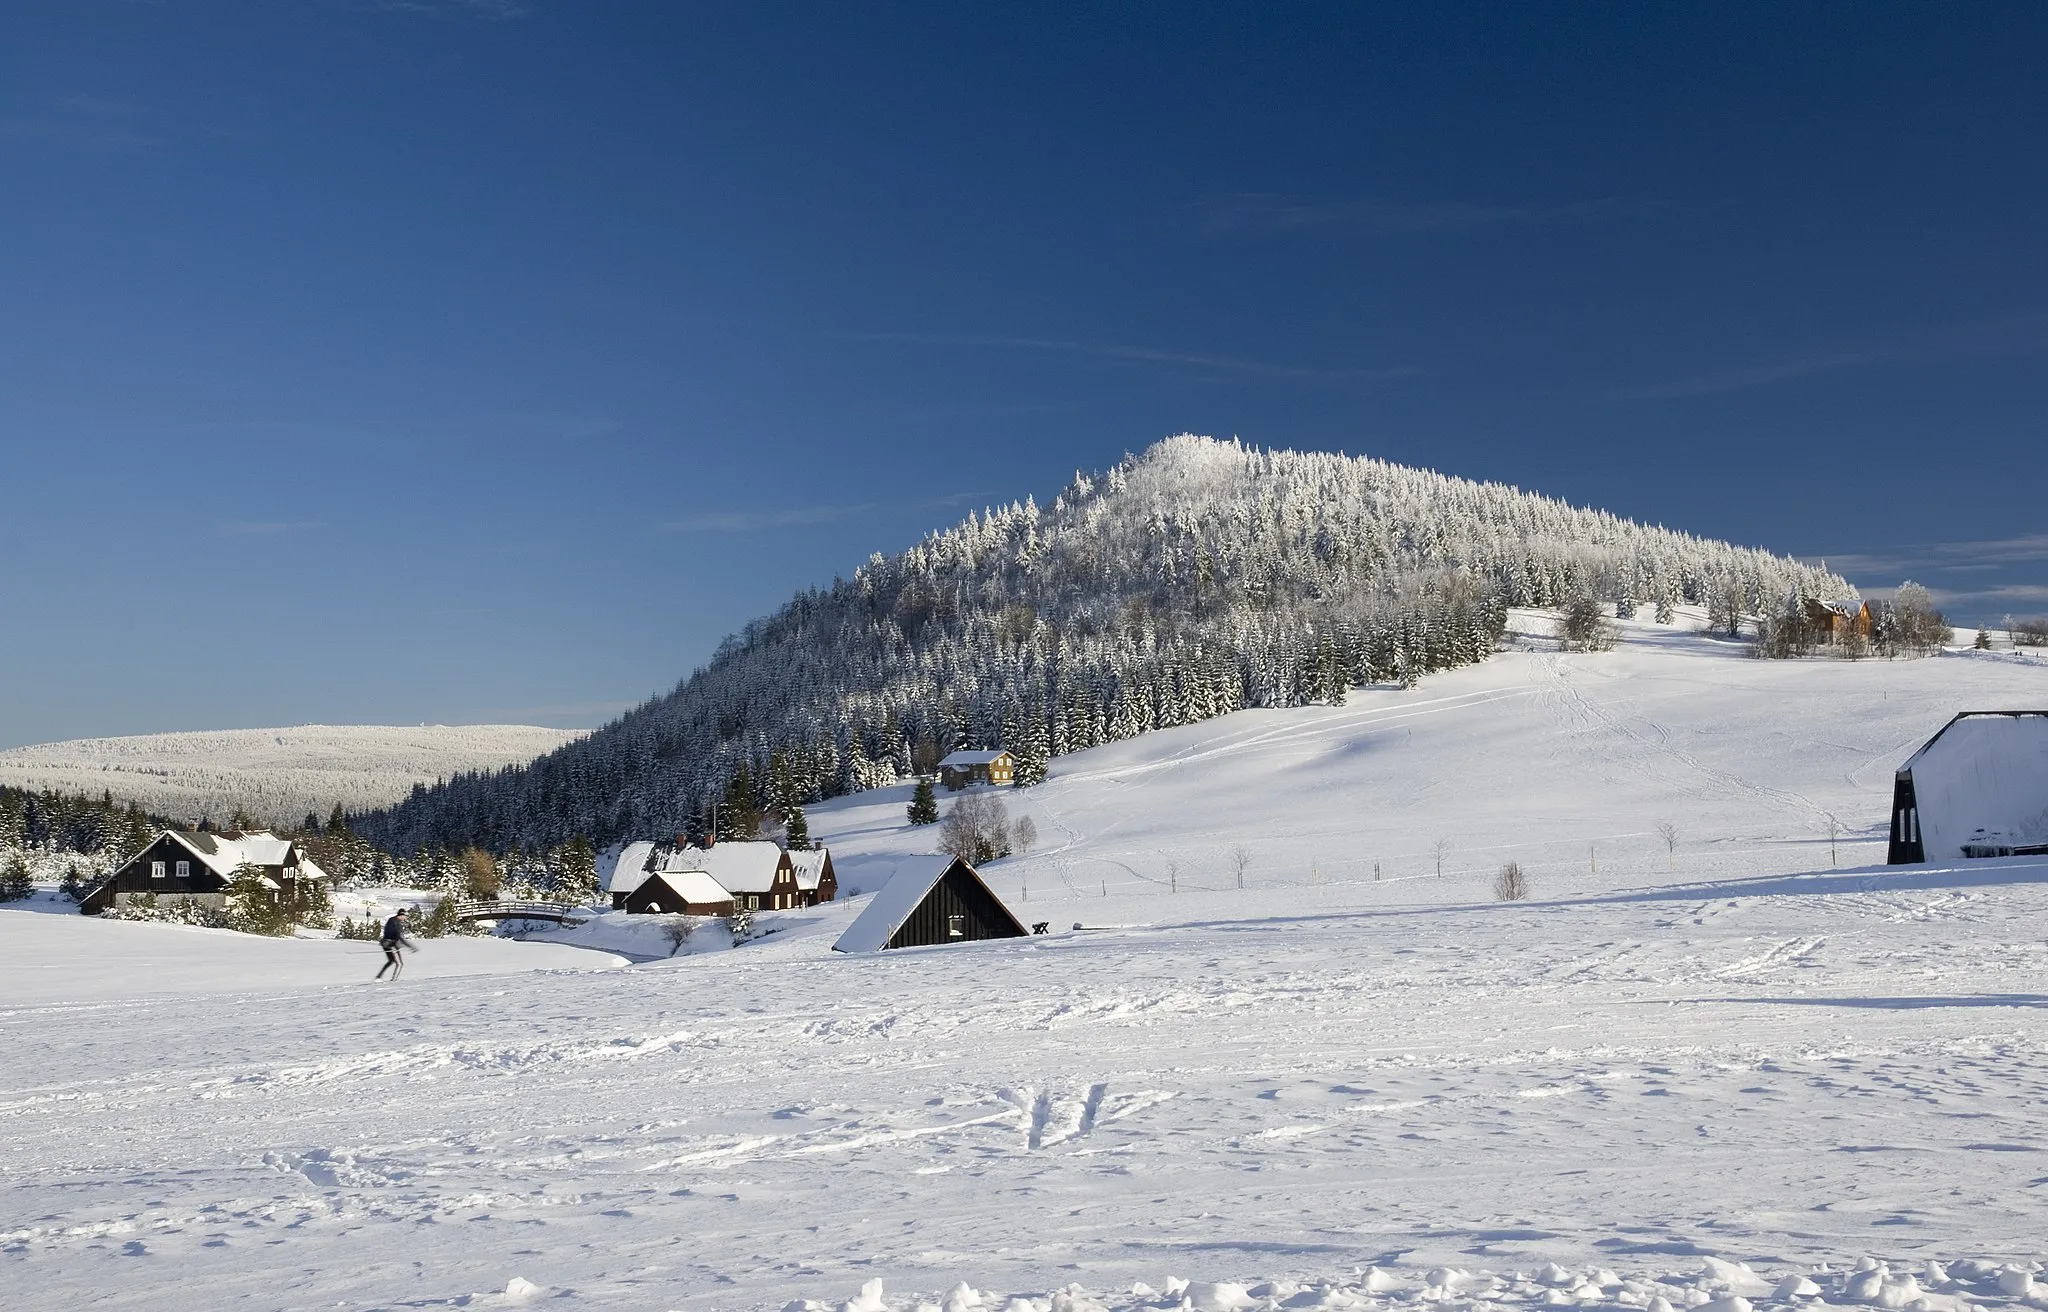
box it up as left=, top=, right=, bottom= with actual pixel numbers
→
left=1976, top=625, right=1993, bottom=650
left=558, top=836, right=598, bottom=903
left=226, top=863, right=293, bottom=936
left=328, top=804, right=350, bottom=837
left=907, top=777, right=940, bottom=826
left=1654, top=597, right=1674, bottom=625
left=0, top=852, right=33, bottom=902
left=783, top=803, right=811, bottom=850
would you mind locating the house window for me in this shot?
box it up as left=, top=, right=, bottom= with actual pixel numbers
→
left=947, top=914, right=964, bottom=938
left=151, top=861, right=165, bottom=880
left=748, top=895, right=760, bottom=910
left=176, top=860, right=190, bottom=878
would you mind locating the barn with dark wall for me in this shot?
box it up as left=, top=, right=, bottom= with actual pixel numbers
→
left=1889, top=711, right=2048, bottom=863
left=832, top=855, right=1026, bottom=952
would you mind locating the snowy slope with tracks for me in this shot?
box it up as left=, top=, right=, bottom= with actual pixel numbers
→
left=5, top=614, right=2048, bottom=1311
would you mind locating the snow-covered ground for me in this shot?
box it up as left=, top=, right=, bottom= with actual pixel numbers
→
left=0, top=722, right=586, bottom=826
left=6, top=615, right=2048, bottom=1311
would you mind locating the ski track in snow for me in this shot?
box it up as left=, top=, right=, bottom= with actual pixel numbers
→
left=6, top=620, right=2048, bottom=1309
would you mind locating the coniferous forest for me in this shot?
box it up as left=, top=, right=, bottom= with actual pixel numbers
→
left=358, top=436, right=1851, bottom=856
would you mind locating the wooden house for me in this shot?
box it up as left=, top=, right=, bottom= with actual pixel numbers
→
left=1804, top=597, right=1873, bottom=643
left=789, top=847, right=837, bottom=906
left=684, top=839, right=803, bottom=910
left=937, top=749, right=1014, bottom=790
left=621, top=868, right=736, bottom=917
left=80, top=829, right=329, bottom=916
left=832, top=855, right=1026, bottom=952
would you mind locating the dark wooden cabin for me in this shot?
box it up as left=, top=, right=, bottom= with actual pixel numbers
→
left=80, top=829, right=327, bottom=915
left=621, top=869, right=736, bottom=917
left=832, top=855, right=1027, bottom=952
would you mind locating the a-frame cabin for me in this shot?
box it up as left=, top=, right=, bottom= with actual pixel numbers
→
left=832, top=855, right=1027, bottom=952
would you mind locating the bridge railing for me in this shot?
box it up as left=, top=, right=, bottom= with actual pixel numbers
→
left=451, top=898, right=593, bottom=923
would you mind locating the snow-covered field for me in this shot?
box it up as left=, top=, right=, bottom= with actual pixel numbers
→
left=0, top=723, right=586, bottom=825
left=6, top=617, right=2048, bottom=1311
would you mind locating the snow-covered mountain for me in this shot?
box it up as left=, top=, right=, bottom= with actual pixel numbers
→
left=360, top=435, right=1851, bottom=855
left=0, top=723, right=587, bottom=827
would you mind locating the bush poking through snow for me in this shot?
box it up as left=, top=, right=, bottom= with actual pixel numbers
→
left=1495, top=861, right=1529, bottom=901
left=104, top=892, right=232, bottom=929
left=660, top=915, right=695, bottom=956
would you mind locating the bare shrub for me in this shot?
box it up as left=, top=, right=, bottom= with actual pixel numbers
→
left=1230, top=844, right=1253, bottom=888
left=1494, top=861, right=1529, bottom=901
left=1655, top=821, right=1678, bottom=870
left=1011, top=815, right=1037, bottom=856
left=661, top=916, right=695, bottom=957
left=939, top=792, right=1014, bottom=864
left=2015, top=617, right=2048, bottom=647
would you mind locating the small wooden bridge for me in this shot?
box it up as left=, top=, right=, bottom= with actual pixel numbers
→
left=450, top=898, right=595, bottom=925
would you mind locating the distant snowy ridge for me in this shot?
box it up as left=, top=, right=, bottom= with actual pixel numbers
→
left=360, top=434, right=1852, bottom=855
left=0, top=724, right=586, bottom=827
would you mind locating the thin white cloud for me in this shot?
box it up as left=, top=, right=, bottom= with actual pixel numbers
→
left=1, top=95, right=159, bottom=151
left=663, top=505, right=877, bottom=534
left=1810, top=535, right=2048, bottom=578
left=1185, top=192, right=1663, bottom=239
left=214, top=520, right=326, bottom=538
left=362, top=0, right=530, bottom=18
left=1621, top=314, right=2048, bottom=400
left=846, top=330, right=1411, bottom=382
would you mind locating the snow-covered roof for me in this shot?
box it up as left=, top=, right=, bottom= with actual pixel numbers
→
left=167, top=829, right=312, bottom=879
left=1808, top=597, right=1867, bottom=616
left=658, top=841, right=786, bottom=894
left=1899, top=711, right=2048, bottom=859
left=938, top=750, right=1009, bottom=767
left=789, top=848, right=830, bottom=890
left=599, top=841, right=658, bottom=895
left=639, top=869, right=733, bottom=908
left=832, top=855, right=1023, bottom=953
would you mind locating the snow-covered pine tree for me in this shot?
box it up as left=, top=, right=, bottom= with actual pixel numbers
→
left=907, top=777, right=939, bottom=826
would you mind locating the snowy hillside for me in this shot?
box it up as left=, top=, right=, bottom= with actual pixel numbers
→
left=811, top=608, right=2048, bottom=904
left=362, top=435, right=1851, bottom=855
left=0, top=723, right=586, bottom=826
left=7, top=618, right=2048, bottom=1310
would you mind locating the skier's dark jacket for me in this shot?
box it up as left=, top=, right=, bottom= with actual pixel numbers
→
left=381, top=915, right=409, bottom=946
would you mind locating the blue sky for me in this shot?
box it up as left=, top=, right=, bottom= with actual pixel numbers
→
left=3, top=2, right=2045, bottom=748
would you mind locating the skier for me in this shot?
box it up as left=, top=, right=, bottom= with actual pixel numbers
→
left=374, top=907, right=416, bottom=981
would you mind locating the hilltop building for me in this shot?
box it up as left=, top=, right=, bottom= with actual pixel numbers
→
left=938, top=749, right=1013, bottom=790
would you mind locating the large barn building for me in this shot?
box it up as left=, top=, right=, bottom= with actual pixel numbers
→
left=1889, top=711, right=2048, bottom=863
left=832, top=855, right=1027, bottom=952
